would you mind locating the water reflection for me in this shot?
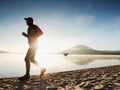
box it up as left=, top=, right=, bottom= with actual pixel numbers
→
left=1, top=54, right=120, bottom=78
left=64, top=55, right=120, bottom=65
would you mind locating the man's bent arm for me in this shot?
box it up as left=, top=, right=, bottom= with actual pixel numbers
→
left=22, top=32, right=28, bottom=37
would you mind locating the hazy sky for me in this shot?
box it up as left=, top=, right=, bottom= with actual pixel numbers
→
left=1, top=0, right=120, bottom=53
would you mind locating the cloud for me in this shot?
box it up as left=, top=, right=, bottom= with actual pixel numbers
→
left=114, top=16, right=120, bottom=23
left=114, top=16, right=120, bottom=27
left=115, top=29, right=120, bottom=35
left=0, top=24, right=3, bottom=30
left=75, top=14, right=95, bottom=24
left=113, top=16, right=120, bottom=35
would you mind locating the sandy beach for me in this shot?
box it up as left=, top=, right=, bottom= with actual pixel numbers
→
left=1, top=65, right=120, bottom=90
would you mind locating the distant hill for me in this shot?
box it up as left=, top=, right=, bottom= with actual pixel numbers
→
left=62, top=45, right=120, bottom=55
left=0, top=50, right=10, bottom=54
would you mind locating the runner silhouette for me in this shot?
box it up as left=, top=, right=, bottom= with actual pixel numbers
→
left=19, top=17, right=46, bottom=80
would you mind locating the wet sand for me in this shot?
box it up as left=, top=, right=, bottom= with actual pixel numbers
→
left=1, top=65, right=120, bottom=90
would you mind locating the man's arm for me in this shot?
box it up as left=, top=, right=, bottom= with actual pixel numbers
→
left=22, top=32, right=28, bottom=37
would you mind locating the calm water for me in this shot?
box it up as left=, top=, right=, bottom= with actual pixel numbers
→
left=0, top=54, right=120, bottom=78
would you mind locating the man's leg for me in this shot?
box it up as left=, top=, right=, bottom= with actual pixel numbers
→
left=18, top=49, right=31, bottom=80
left=25, top=57, right=30, bottom=76
left=31, top=59, right=46, bottom=80
left=30, top=48, right=46, bottom=79
left=31, top=58, right=46, bottom=78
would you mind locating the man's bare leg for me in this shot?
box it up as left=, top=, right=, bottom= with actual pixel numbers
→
left=25, top=59, right=30, bottom=76
left=31, top=59, right=46, bottom=80
left=39, top=68, right=46, bottom=80
left=18, top=58, right=30, bottom=80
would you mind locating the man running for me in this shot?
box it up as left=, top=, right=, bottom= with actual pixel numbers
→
left=19, top=17, right=46, bottom=80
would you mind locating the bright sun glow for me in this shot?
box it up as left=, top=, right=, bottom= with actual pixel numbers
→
left=37, top=36, right=70, bottom=53
left=36, top=54, right=58, bottom=68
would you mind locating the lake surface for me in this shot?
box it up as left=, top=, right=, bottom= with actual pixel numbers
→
left=0, top=54, right=120, bottom=78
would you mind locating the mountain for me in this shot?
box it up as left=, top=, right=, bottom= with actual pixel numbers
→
left=62, top=45, right=120, bottom=55
left=0, top=50, right=10, bottom=54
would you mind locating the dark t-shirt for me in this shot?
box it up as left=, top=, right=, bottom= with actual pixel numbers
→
left=27, top=24, right=40, bottom=46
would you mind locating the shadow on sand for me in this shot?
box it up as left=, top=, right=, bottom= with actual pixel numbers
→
left=16, top=79, right=46, bottom=90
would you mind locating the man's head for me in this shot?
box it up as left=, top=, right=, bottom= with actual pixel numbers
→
left=24, top=17, right=33, bottom=25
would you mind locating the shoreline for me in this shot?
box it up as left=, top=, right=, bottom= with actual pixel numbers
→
left=1, top=65, right=120, bottom=90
